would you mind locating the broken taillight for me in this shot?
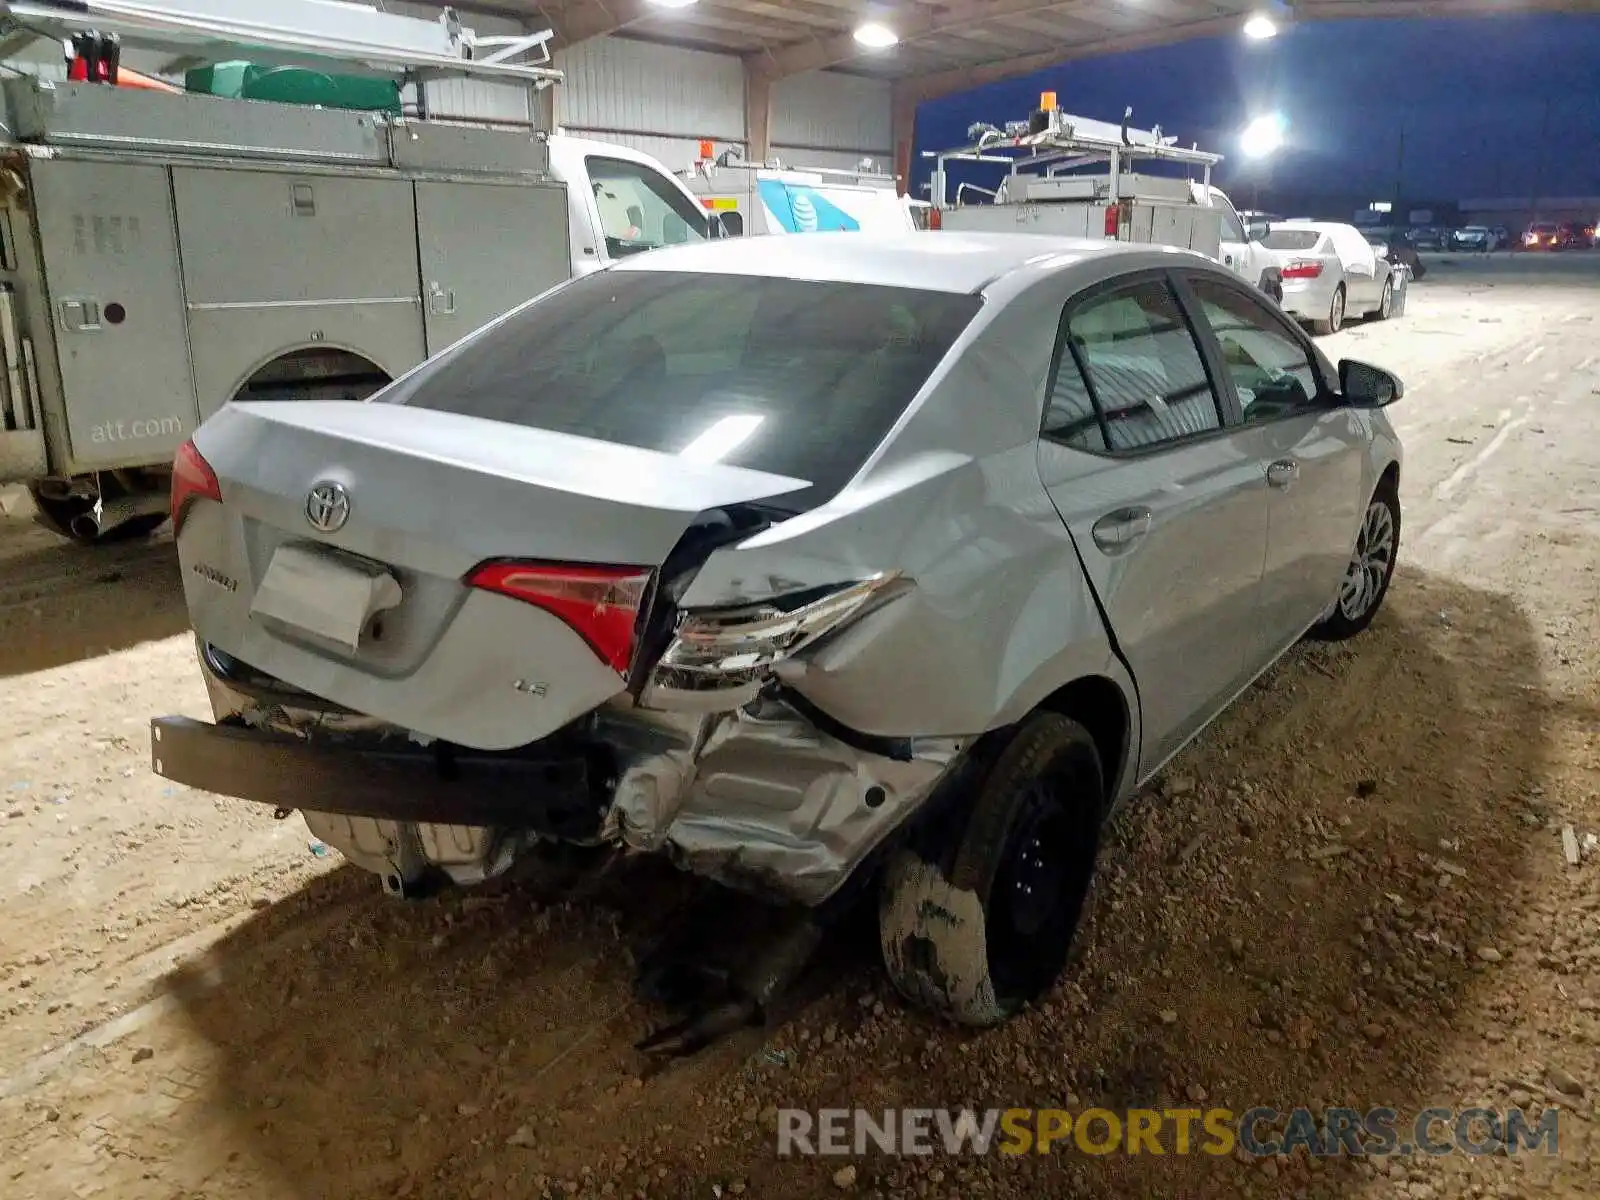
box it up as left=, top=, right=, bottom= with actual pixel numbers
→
left=170, top=439, right=221, bottom=534
left=652, top=574, right=903, bottom=693
left=467, top=561, right=652, bottom=677
left=1281, top=259, right=1325, bottom=279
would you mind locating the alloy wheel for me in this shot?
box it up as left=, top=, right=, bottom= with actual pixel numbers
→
left=1338, top=500, right=1396, bottom=621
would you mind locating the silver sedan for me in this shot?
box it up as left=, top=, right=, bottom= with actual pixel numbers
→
left=1263, top=221, right=1399, bottom=335
left=153, top=233, right=1405, bottom=1028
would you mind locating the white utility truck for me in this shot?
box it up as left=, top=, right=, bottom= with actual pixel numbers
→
left=929, top=99, right=1283, bottom=303
left=0, top=0, right=715, bottom=543
left=684, top=151, right=917, bottom=237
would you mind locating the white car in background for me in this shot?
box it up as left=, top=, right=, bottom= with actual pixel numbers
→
left=1260, top=222, right=1398, bottom=335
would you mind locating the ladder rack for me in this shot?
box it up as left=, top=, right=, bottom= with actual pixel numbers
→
left=0, top=0, right=562, bottom=86
left=929, top=102, right=1222, bottom=209
left=692, top=149, right=899, bottom=189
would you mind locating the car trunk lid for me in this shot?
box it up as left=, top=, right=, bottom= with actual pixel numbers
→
left=178, top=400, right=807, bottom=749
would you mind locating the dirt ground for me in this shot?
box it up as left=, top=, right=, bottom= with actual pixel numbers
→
left=2, top=253, right=1598, bottom=1200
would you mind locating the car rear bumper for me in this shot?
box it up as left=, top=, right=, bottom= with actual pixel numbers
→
left=164, top=643, right=965, bottom=906
left=1278, top=275, right=1337, bottom=319
left=150, top=716, right=609, bottom=835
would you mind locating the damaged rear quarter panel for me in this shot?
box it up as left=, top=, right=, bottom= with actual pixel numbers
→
left=675, top=281, right=1130, bottom=744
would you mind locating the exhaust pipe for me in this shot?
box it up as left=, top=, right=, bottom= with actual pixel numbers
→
left=68, top=491, right=168, bottom=541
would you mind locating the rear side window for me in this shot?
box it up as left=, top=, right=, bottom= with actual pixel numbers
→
left=1050, top=279, right=1222, bottom=453
left=386, top=270, right=982, bottom=511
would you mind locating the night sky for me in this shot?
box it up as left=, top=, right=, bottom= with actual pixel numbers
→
left=913, top=14, right=1600, bottom=206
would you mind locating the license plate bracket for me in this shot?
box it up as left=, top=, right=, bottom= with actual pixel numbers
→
left=249, top=543, right=401, bottom=653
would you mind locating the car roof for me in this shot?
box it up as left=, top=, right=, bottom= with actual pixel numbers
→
left=1273, top=221, right=1349, bottom=238
left=611, top=231, right=1145, bottom=294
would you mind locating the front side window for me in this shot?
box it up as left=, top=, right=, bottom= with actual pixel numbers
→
left=385, top=270, right=982, bottom=512
left=587, top=156, right=709, bottom=258
left=1063, top=279, right=1222, bottom=453
left=1188, top=276, right=1320, bottom=423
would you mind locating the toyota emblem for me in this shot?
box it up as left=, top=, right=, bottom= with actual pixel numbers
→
left=304, top=481, right=351, bottom=533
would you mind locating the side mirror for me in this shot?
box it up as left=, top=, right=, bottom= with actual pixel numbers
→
left=1247, top=221, right=1270, bottom=242
left=1339, top=359, right=1404, bottom=407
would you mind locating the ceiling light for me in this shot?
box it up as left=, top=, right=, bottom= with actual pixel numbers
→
left=646, top=0, right=699, bottom=8
left=853, top=22, right=900, bottom=49
left=1243, top=14, right=1278, bottom=40
left=1240, top=113, right=1285, bottom=158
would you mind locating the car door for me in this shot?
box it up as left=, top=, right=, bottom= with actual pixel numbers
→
left=1178, top=272, right=1369, bottom=663
left=1036, top=273, right=1270, bottom=775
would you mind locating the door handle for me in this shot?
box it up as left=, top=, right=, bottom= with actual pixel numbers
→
left=1267, top=459, right=1300, bottom=489
left=1091, top=506, right=1152, bottom=553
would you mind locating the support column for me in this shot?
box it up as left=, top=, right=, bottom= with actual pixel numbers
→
left=745, top=60, right=773, bottom=162
left=891, top=81, right=921, bottom=198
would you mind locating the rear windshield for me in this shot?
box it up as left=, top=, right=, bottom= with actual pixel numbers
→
left=1532, top=223, right=1559, bottom=233
left=1261, top=230, right=1324, bottom=251
left=385, top=270, right=981, bottom=512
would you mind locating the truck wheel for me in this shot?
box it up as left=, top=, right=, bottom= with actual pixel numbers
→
left=878, top=713, right=1104, bottom=1027
left=1311, top=284, right=1346, bottom=336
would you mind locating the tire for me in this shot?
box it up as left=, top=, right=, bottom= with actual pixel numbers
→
left=1309, top=481, right=1400, bottom=642
left=878, top=712, right=1105, bottom=1027
left=1367, top=278, right=1394, bottom=322
left=1311, top=284, right=1346, bottom=336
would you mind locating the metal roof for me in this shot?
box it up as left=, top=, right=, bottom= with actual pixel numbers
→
left=464, top=1, right=1600, bottom=93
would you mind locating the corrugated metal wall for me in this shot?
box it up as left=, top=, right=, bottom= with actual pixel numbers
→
left=553, top=37, right=745, bottom=175
left=772, top=72, right=893, bottom=159
left=554, top=37, right=892, bottom=178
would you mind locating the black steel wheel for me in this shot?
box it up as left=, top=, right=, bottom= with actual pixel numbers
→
left=879, top=712, right=1105, bottom=1027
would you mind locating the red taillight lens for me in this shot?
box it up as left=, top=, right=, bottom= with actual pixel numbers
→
left=170, top=439, right=221, bottom=534
left=1281, top=259, right=1324, bottom=279
left=468, top=561, right=651, bottom=677
left=1104, top=205, right=1120, bottom=238
left=928, top=207, right=943, bottom=230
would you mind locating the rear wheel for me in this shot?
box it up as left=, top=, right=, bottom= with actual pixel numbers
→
left=1311, top=284, right=1346, bottom=336
left=1310, top=482, right=1400, bottom=642
left=1368, top=278, right=1394, bottom=321
left=878, top=713, right=1104, bottom=1027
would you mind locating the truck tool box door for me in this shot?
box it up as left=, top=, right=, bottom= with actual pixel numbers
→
left=172, top=169, right=425, bottom=420
left=30, top=159, right=198, bottom=469
left=414, top=180, right=571, bottom=356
